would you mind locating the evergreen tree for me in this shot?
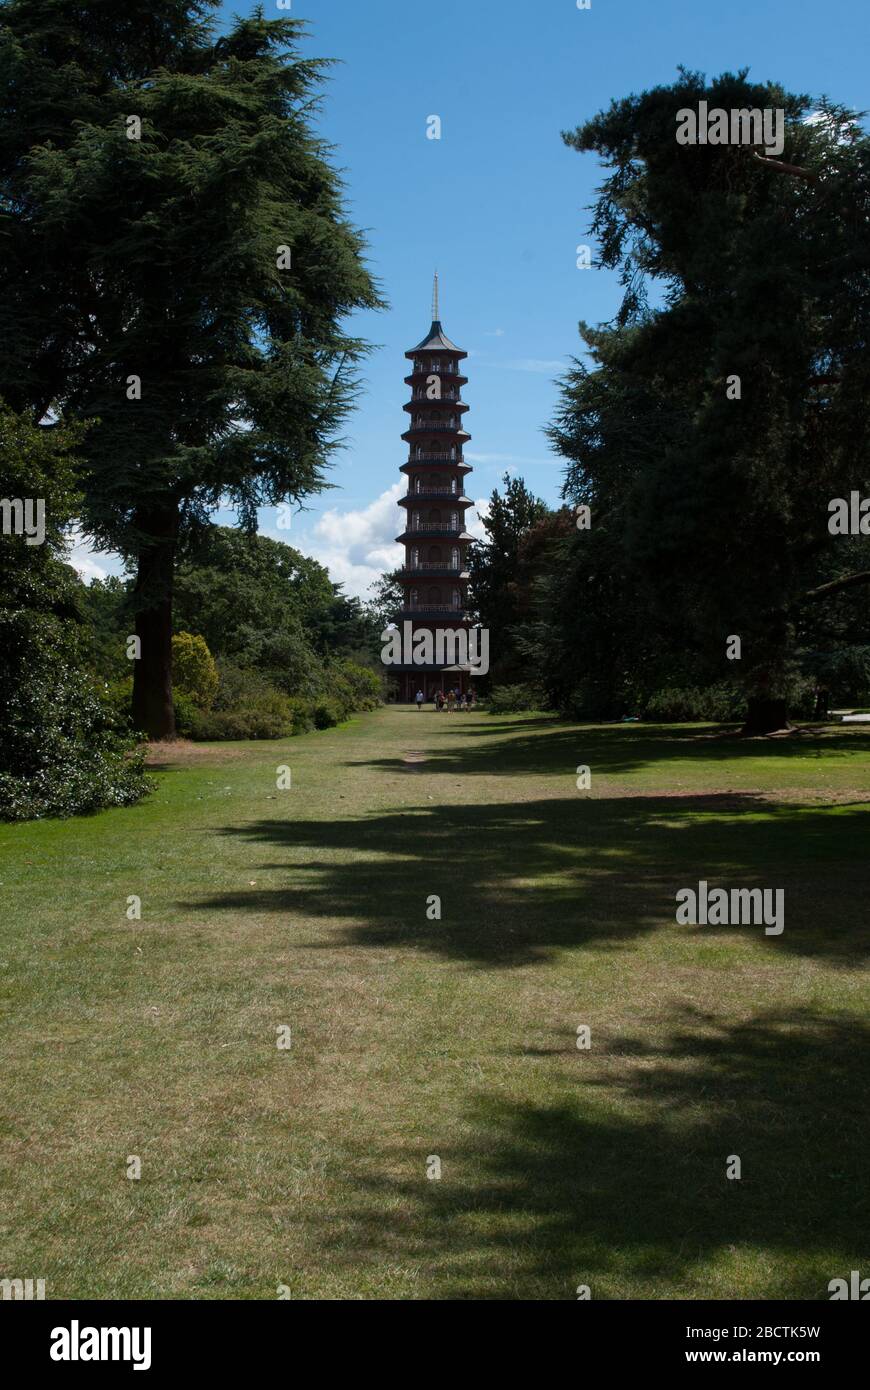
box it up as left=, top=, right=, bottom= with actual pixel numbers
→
left=0, top=0, right=381, bottom=736
left=556, top=71, right=870, bottom=731
left=468, top=473, right=549, bottom=684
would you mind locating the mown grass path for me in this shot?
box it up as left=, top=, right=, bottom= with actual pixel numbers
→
left=1, top=707, right=868, bottom=1298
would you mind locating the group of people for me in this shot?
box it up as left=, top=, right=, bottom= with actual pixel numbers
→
left=415, top=687, right=477, bottom=712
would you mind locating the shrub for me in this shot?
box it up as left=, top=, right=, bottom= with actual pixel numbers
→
left=173, top=691, right=199, bottom=738
left=642, top=684, right=745, bottom=723
left=285, top=696, right=315, bottom=734
left=488, top=683, right=546, bottom=714
left=0, top=611, right=151, bottom=821
left=329, top=659, right=383, bottom=714
left=212, top=660, right=274, bottom=712
left=311, top=697, right=343, bottom=729
left=101, top=676, right=134, bottom=724
left=171, top=631, right=219, bottom=710
left=185, top=657, right=380, bottom=742
left=189, top=688, right=295, bottom=741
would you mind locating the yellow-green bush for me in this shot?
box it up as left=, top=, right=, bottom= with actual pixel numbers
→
left=171, top=632, right=219, bottom=710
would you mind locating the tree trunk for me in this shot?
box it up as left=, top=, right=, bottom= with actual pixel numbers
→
left=742, top=695, right=790, bottom=736
left=131, top=507, right=178, bottom=741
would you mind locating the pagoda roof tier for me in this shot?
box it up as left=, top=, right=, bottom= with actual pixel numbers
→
left=403, top=399, right=468, bottom=414
left=399, top=568, right=470, bottom=581
left=398, top=494, right=472, bottom=508
left=402, top=426, right=470, bottom=442
left=404, top=370, right=467, bottom=388
left=395, top=530, right=475, bottom=544
left=405, top=320, right=467, bottom=357
left=400, top=459, right=471, bottom=474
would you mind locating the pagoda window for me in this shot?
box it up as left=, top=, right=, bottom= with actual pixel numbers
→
left=451, top=547, right=460, bottom=568
left=428, top=545, right=442, bottom=563
left=450, top=478, right=457, bottom=494
left=411, top=547, right=419, bottom=567
left=450, top=511, right=458, bottom=529
left=412, top=512, right=420, bottom=528
left=410, top=588, right=418, bottom=607
left=452, top=588, right=460, bottom=608
left=428, top=586, right=441, bottom=604
left=429, top=509, right=441, bottom=523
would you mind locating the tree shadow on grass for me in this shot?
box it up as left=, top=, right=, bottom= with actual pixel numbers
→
left=350, top=718, right=870, bottom=781
left=311, top=1007, right=870, bottom=1299
left=185, top=793, right=870, bottom=967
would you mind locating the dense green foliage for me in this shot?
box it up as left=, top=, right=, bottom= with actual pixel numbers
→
left=83, top=525, right=383, bottom=742
left=172, top=632, right=219, bottom=710
left=0, top=406, right=150, bottom=820
left=486, top=683, right=547, bottom=714
left=0, top=0, right=382, bottom=736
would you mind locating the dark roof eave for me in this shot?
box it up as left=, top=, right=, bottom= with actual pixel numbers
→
left=407, top=319, right=466, bottom=354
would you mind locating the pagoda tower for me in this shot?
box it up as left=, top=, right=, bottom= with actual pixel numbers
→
left=395, top=276, right=474, bottom=701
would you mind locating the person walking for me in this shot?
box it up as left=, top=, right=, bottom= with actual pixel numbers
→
left=415, top=689, right=424, bottom=710
left=447, top=689, right=456, bottom=712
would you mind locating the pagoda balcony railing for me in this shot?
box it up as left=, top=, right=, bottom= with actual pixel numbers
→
left=408, top=522, right=461, bottom=533
left=411, top=390, right=461, bottom=401
left=404, top=602, right=464, bottom=610
left=408, top=453, right=463, bottom=464
left=407, top=420, right=458, bottom=431
left=405, top=562, right=462, bottom=572
left=407, top=485, right=456, bottom=496
left=403, top=605, right=469, bottom=614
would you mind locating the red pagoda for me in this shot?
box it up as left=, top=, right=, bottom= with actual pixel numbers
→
left=395, top=276, right=475, bottom=701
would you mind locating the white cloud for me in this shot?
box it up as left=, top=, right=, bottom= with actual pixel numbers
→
left=65, top=528, right=122, bottom=583
left=803, top=109, right=853, bottom=145
left=270, top=484, right=496, bottom=599
left=465, top=499, right=489, bottom=541
left=276, top=482, right=405, bottom=599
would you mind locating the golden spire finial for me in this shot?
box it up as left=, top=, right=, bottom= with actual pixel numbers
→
left=432, top=270, right=439, bottom=321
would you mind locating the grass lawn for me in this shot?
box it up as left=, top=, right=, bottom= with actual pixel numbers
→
left=1, top=706, right=868, bottom=1300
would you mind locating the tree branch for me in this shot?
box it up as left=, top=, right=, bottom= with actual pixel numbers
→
left=752, top=151, right=819, bottom=184
left=801, top=570, right=870, bottom=605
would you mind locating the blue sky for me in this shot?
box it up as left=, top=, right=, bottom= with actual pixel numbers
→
left=75, top=0, right=870, bottom=595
